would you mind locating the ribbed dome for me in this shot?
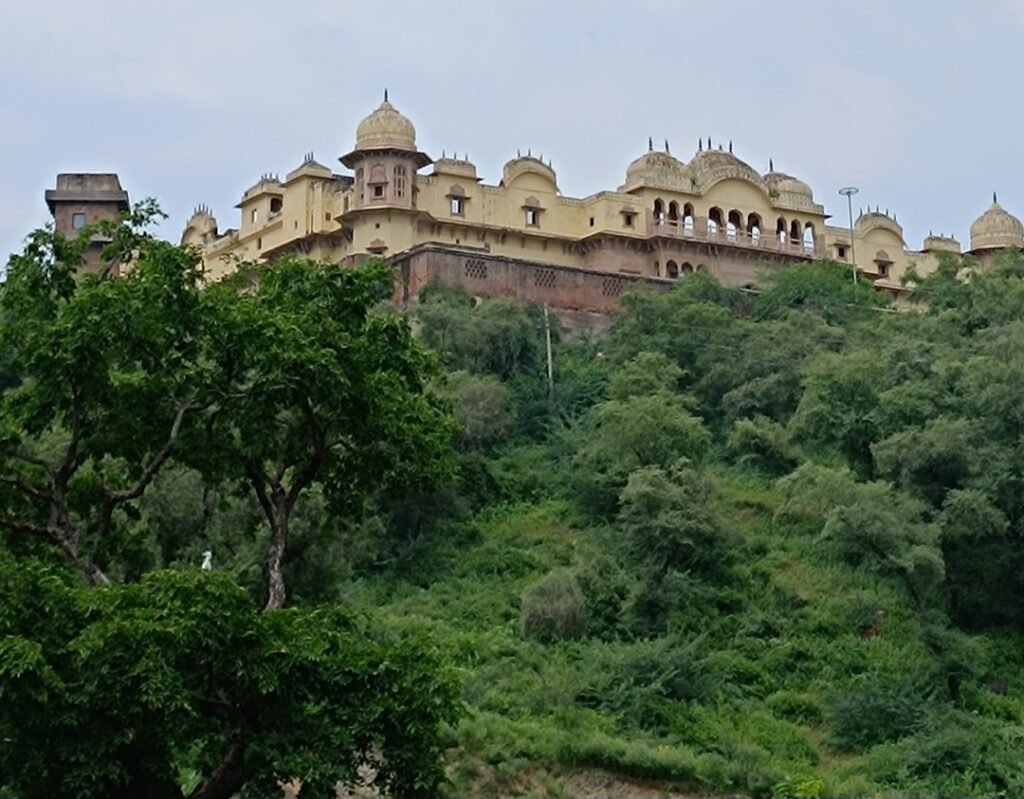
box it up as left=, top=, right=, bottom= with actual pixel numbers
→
left=690, top=148, right=746, bottom=171
left=625, top=150, right=691, bottom=184
left=970, top=196, right=1024, bottom=251
left=501, top=156, right=558, bottom=189
left=688, top=147, right=763, bottom=188
left=764, top=170, right=813, bottom=198
left=354, top=99, right=416, bottom=152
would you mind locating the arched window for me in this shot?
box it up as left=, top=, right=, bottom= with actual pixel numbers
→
left=683, top=203, right=695, bottom=235
left=666, top=259, right=679, bottom=278
left=747, top=213, right=762, bottom=244
left=653, top=199, right=665, bottom=224
left=777, top=217, right=787, bottom=243
left=790, top=219, right=802, bottom=243
left=803, top=223, right=815, bottom=253
left=668, top=201, right=679, bottom=222
left=369, top=164, right=387, bottom=199
left=654, top=260, right=660, bottom=275
left=727, top=210, right=742, bottom=242
left=269, top=197, right=282, bottom=215
left=696, top=264, right=708, bottom=272
left=681, top=262, right=694, bottom=274
left=708, top=207, right=723, bottom=236
left=393, top=164, right=407, bottom=199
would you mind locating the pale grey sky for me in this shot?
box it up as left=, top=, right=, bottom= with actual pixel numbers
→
left=2, top=0, right=1022, bottom=258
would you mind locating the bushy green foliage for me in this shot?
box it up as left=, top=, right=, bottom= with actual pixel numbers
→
left=726, top=415, right=799, bottom=475
left=9, top=225, right=1024, bottom=798
left=520, top=569, right=588, bottom=642
left=0, top=556, right=460, bottom=799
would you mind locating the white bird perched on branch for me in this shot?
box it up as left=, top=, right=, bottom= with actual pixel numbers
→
left=201, top=551, right=213, bottom=571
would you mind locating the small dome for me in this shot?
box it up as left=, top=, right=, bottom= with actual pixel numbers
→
left=688, top=147, right=763, bottom=189
left=690, top=148, right=747, bottom=172
left=970, top=196, right=1024, bottom=251
left=764, top=170, right=813, bottom=198
left=181, top=205, right=218, bottom=246
left=501, top=156, right=558, bottom=190
left=432, top=156, right=479, bottom=181
left=354, top=99, right=416, bottom=152
left=624, top=150, right=692, bottom=188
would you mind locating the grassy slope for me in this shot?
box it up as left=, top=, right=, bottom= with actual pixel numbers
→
left=342, top=465, right=1024, bottom=798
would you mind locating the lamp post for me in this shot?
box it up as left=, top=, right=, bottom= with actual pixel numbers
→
left=838, top=186, right=859, bottom=284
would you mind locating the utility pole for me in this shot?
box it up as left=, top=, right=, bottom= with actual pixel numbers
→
left=839, top=186, right=859, bottom=284
left=543, top=305, right=554, bottom=400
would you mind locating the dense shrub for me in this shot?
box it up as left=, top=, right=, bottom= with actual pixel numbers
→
left=520, top=569, right=588, bottom=643
left=827, top=679, right=931, bottom=751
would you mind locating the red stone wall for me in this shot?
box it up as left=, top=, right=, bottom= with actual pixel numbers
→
left=392, top=245, right=674, bottom=315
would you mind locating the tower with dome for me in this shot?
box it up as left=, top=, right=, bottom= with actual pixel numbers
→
left=180, top=95, right=1019, bottom=315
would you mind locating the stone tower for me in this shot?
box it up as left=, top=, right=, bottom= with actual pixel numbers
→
left=45, top=173, right=130, bottom=271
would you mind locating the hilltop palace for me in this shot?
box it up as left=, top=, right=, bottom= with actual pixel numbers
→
left=46, top=95, right=1024, bottom=315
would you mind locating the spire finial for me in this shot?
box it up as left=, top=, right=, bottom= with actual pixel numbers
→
left=665, top=139, right=670, bottom=153
left=769, top=157, right=774, bottom=171
left=698, top=138, right=703, bottom=152
left=384, top=87, right=388, bottom=102
left=707, top=136, right=712, bottom=148
left=728, top=140, right=733, bottom=153
left=648, top=136, right=653, bottom=152
left=994, top=191, right=998, bottom=204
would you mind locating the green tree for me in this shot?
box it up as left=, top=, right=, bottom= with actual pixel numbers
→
left=790, top=351, right=884, bottom=474
left=778, top=465, right=944, bottom=610
left=752, top=260, right=888, bottom=324
left=440, top=370, right=516, bottom=451
left=0, top=207, right=211, bottom=584
left=0, top=557, right=460, bottom=799
left=573, top=394, right=711, bottom=516
left=196, top=257, right=454, bottom=610
left=618, top=461, right=725, bottom=577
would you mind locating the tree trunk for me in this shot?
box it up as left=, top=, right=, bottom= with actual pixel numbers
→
left=263, top=504, right=289, bottom=612
left=53, top=527, right=110, bottom=586
left=189, top=736, right=248, bottom=799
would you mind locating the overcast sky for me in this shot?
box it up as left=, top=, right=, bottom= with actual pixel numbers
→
left=2, top=1, right=1022, bottom=258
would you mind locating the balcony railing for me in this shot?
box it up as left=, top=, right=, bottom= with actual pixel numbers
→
left=648, top=214, right=825, bottom=259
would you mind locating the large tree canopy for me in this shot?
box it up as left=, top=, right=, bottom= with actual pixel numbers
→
left=0, top=211, right=462, bottom=798
left=0, top=557, right=460, bottom=799
left=195, top=257, right=454, bottom=609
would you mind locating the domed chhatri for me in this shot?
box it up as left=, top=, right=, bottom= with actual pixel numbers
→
left=763, top=170, right=813, bottom=199
left=355, top=99, right=417, bottom=152
left=340, top=91, right=431, bottom=168
left=970, top=194, right=1024, bottom=252
left=624, top=147, right=692, bottom=189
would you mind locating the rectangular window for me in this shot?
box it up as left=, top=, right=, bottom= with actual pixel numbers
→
left=624, top=213, right=635, bottom=228
left=251, top=208, right=258, bottom=224
left=589, top=217, right=595, bottom=227
left=525, top=208, right=539, bottom=226
left=257, top=237, right=262, bottom=249
left=450, top=197, right=464, bottom=215
left=72, top=212, right=86, bottom=229
left=877, top=263, right=889, bottom=277
left=838, top=245, right=847, bottom=260
left=373, top=185, right=384, bottom=198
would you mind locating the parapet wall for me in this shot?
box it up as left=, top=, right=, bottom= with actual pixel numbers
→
left=392, top=243, right=673, bottom=315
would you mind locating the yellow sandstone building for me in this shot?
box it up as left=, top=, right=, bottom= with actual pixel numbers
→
left=180, top=95, right=1024, bottom=314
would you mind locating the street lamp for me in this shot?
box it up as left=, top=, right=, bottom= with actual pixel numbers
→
left=838, top=186, right=859, bottom=284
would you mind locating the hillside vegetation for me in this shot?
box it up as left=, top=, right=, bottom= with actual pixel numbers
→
left=3, top=209, right=1024, bottom=798
left=356, top=253, right=1024, bottom=797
